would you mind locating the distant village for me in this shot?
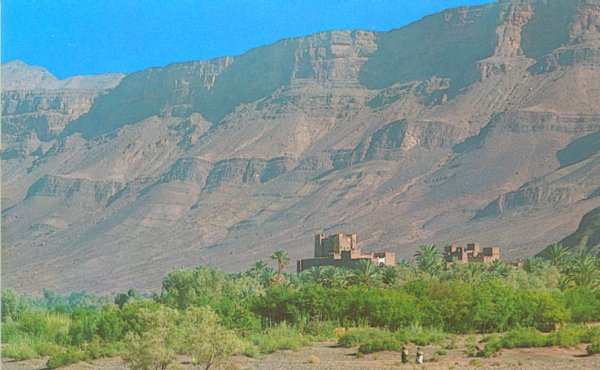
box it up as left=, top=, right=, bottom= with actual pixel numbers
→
left=297, top=233, right=501, bottom=272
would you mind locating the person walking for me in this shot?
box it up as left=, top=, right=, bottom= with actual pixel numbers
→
left=416, top=347, right=424, bottom=364
left=401, top=346, right=409, bottom=364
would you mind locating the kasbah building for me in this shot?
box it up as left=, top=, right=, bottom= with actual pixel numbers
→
left=297, top=233, right=500, bottom=272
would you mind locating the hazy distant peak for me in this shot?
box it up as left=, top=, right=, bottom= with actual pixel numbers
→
left=1, top=60, right=125, bottom=91
left=2, top=59, right=59, bottom=90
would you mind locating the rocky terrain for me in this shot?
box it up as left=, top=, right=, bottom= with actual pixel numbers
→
left=559, top=206, right=600, bottom=253
left=2, top=0, right=599, bottom=293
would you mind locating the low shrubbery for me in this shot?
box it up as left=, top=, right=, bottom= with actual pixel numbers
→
left=405, top=326, right=449, bottom=346
left=338, top=327, right=384, bottom=347
left=358, top=336, right=403, bottom=354
left=479, top=325, right=600, bottom=357
left=301, top=319, right=338, bottom=341
left=249, top=322, right=312, bottom=354
left=46, top=348, right=88, bottom=369
left=337, top=326, right=449, bottom=354
left=586, top=341, right=600, bottom=355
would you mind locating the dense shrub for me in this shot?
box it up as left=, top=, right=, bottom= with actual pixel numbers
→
left=564, top=287, right=600, bottom=322
left=97, top=305, right=124, bottom=342
left=337, top=327, right=403, bottom=353
left=249, top=322, right=312, bottom=354
left=69, top=309, right=100, bottom=345
left=47, top=349, right=88, bottom=369
left=546, top=325, right=587, bottom=347
left=338, top=327, right=383, bottom=347
left=419, top=281, right=473, bottom=332
left=407, top=326, right=449, bottom=346
left=212, top=297, right=261, bottom=335
left=358, top=336, right=403, bottom=354
left=586, top=341, right=600, bottom=355
left=500, top=327, right=548, bottom=349
left=302, top=319, right=338, bottom=340
left=1, top=341, right=38, bottom=361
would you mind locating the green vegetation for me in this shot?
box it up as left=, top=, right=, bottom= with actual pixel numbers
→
left=1, top=243, right=598, bottom=368
left=479, top=325, right=600, bottom=357
left=587, top=340, right=600, bottom=355
left=435, top=348, right=448, bottom=355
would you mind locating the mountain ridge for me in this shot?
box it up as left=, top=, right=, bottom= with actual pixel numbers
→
left=2, top=0, right=599, bottom=294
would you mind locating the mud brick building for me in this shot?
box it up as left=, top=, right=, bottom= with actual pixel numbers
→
left=297, top=233, right=395, bottom=272
left=444, top=243, right=500, bottom=265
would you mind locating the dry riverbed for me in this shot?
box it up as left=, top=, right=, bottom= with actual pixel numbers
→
left=3, top=341, right=599, bottom=369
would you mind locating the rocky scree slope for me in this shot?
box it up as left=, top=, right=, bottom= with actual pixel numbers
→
left=2, top=0, right=600, bottom=293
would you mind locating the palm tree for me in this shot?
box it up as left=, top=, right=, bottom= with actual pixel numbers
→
left=318, top=266, right=337, bottom=288
left=566, top=252, right=599, bottom=289
left=381, top=266, right=398, bottom=286
left=298, top=266, right=322, bottom=285
left=488, top=259, right=510, bottom=277
left=543, top=243, right=571, bottom=268
left=270, top=249, right=290, bottom=282
left=349, top=259, right=381, bottom=286
left=248, top=260, right=274, bottom=286
left=466, top=263, right=486, bottom=284
left=523, top=257, right=548, bottom=273
left=396, top=259, right=411, bottom=268
left=251, top=260, right=269, bottom=273
left=414, top=244, right=443, bottom=275
left=557, top=274, right=573, bottom=292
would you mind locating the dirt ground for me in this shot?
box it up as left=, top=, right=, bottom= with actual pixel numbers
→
left=3, top=341, right=599, bottom=369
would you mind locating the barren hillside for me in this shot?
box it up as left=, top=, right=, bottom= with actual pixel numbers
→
left=2, top=0, right=599, bottom=293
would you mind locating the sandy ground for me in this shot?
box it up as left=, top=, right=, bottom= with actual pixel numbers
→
left=3, top=341, right=599, bottom=369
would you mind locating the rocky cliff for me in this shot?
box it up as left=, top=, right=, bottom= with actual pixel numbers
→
left=558, top=206, right=600, bottom=254
left=2, top=0, right=599, bottom=293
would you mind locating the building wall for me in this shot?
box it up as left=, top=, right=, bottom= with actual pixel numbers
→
left=315, top=233, right=357, bottom=257
left=298, top=233, right=395, bottom=272
left=444, top=243, right=500, bottom=265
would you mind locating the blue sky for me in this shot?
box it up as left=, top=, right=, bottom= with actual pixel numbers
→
left=2, top=0, right=492, bottom=79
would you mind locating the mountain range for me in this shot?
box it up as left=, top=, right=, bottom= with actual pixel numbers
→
left=2, top=0, right=599, bottom=294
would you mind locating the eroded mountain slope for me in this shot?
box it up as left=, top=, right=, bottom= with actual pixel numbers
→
left=2, top=0, right=599, bottom=293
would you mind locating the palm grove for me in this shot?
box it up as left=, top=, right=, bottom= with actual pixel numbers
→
left=2, top=244, right=599, bottom=369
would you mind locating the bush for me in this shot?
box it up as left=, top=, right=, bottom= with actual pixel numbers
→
left=338, top=327, right=382, bottom=347
left=408, top=326, right=448, bottom=346
left=18, top=311, right=70, bottom=342
left=122, top=306, right=179, bottom=370
left=546, top=325, right=587, bottom=348
left=358, top=338, right=402, bottom=354
left=565, top=287, right=600, bottom=323
left=435, top=348, right=448, bottom=355
left=303, top=319, right=338, bottom=340
left=47, top=349, right=88, bottom=369
left=2, top=341, right=38, bottom=361
left=85, top=338, right=124, bottom=360
left=581, top=326, right=600, bottom=343
left=250, top=322, right=311, bottom=354
left=69, top=309, right=100, bottom=345
left=357, top=332, right=403, bottom=354
left=481, top=337, right=503, bottom=357
left=586, top=341, right=600, bottom=355
left=501, top=327, right=548, bottom=349
left=97, top=305, right=124, bottom=342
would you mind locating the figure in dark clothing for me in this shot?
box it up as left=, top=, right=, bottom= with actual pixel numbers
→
left=401, top=346, right=409, bottom=363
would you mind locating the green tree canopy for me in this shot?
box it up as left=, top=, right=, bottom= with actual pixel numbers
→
left=180, top=306, right=247, bottom=370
